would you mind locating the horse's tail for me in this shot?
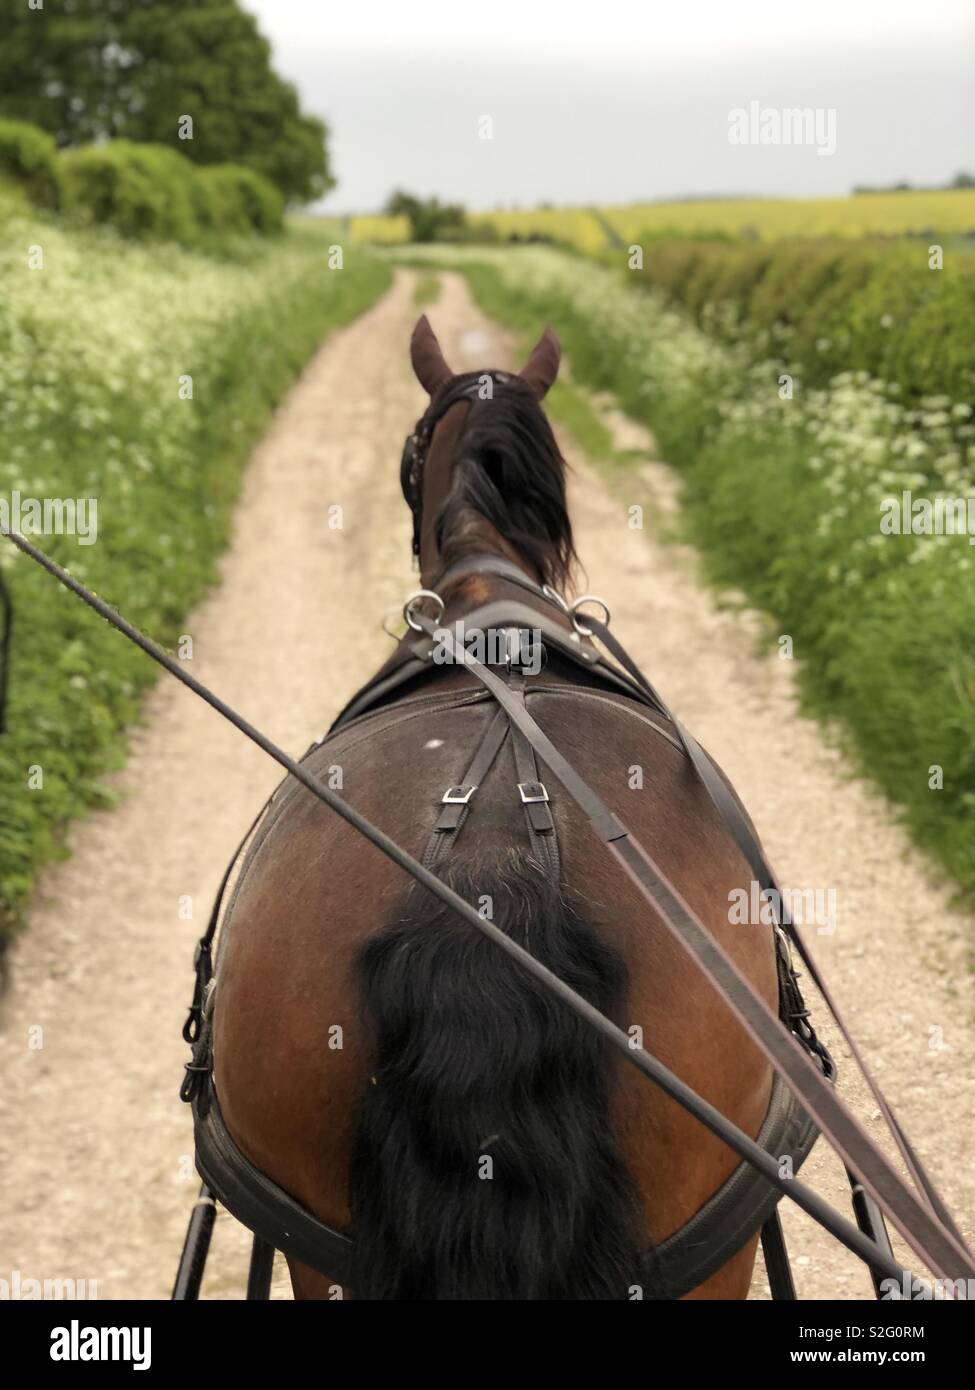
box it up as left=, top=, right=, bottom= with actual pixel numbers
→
left=348, top=847, right=643, bottom=1299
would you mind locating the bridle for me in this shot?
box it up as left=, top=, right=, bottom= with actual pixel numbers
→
left=400, top=371, right=522, bottom=561
left=3, top=526, right=974, bottom=1300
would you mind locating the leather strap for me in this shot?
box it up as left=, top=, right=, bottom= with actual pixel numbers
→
left=582, top=611, right=830, bottom=1072
left=421, top=706, right=509, bottom=871
left=760, top=1210, right=797, bottom=1300
left=192, top=1062, right=817, bottom=1300
left=507, top=666, right=561, bottom=881
left=331, top=597, right=659, bottom=730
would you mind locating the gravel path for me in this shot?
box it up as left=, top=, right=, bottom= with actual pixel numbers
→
left=1, top=269, right=972, bottom=1300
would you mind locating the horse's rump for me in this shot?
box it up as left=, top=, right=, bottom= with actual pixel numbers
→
left=211, top=684, right=776, bottom=1297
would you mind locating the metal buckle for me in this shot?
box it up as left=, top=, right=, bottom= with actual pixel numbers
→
left=442, top=785, right=476, bottom=804
left=518, top=781, right=549, bottom=804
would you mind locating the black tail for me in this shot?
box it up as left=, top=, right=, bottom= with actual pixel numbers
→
left=348, top=849, right=643, bottom=1299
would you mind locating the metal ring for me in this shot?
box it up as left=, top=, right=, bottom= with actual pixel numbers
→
left=570, top=594, right=611, bottom=637
left=403, top=588, right=445, bottom=632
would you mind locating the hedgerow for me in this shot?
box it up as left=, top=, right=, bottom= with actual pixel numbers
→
left=201, top=164, right=284, bottom=236
left=391, top=244, right=975, bottom=901
left=0, top=119, right=62, bottom=209
left=623, top=238, right=975, bottom=407
left=0, top=118, right=286, bottom=245
left=0, top=218, right=390, bottom=939
left=60, top=141, right=285, bottom=244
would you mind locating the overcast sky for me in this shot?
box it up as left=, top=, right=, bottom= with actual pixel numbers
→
left=242, top=0, right=975, bottom=213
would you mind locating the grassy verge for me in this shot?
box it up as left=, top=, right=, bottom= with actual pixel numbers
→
left=0, top=210, right=391, bottom=938
left=389, top=245, right=975, bottom=902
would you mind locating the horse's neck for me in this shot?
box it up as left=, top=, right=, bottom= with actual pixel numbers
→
left=425, top=513, right=542, bottom=592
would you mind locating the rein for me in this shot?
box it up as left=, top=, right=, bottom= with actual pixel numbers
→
left=3, top=525, right=973, bottom=1291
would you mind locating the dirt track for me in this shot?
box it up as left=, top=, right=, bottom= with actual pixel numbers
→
left=1, top=269, right=973, bottom=1300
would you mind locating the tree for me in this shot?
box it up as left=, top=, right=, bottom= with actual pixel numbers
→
left=0, top=0, right=332, bottom=203
left=385, top=190, right=466, bottom=243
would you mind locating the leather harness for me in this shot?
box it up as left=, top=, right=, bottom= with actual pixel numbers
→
left=183, top=553, right=833, bottom=1299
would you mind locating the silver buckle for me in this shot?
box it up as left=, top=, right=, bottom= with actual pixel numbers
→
left=442, top=785, right=476, bottom=804
left=518, top=781, right=549, bottom=804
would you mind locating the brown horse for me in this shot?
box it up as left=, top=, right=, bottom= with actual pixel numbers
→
left=210, top=317, right=778, bottom=1299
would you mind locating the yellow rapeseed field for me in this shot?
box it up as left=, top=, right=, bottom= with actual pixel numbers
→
left=350, top=190, right=975, bottom=248
left=348, top=213, right=411, bottom=243
left=602, top=191, right=975, bottom=241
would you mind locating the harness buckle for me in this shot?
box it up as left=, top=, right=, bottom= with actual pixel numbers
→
left=518, top=781, right=549, bottom=805
left=442, top=785, right=476, bottom=804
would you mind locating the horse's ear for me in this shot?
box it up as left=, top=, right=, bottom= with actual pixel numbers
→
left=410, top=314, right=453, bottom=396
left=518, top=326, right=561, bottom=398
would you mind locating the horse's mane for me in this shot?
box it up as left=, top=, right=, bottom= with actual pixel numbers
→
left=432, top=374, right=576, bottom=590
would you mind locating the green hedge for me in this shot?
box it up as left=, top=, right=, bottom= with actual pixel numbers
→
left=0, top=118, right=62, bottom=208
left=201, top=164, right=285, bottom=236
left=0, top=118, right=287, bottom=242
left=0, top=222, right=390, bottom=940
left=60, top=141, right=284, bottom=243
left=627, top=238, right=975, bottom=406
